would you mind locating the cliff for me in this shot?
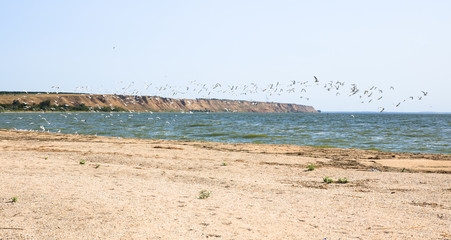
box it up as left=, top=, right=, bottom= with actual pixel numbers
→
left=0, top=93, right=318, bottom=113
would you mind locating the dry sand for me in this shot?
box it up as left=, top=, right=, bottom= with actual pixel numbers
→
left=0, top=129, right=450, bottom=239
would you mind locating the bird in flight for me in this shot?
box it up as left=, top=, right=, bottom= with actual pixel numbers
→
left=314, top=76, right=319, bottom=83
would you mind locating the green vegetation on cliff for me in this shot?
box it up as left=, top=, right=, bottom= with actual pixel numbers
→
left=0, top=100, right=125, bottom=112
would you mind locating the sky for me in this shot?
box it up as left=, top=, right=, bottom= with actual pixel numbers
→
left=1, top=0, right=450, bottom=112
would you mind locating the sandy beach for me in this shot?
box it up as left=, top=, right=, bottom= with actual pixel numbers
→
left=0, top=129, right=450, bottom=239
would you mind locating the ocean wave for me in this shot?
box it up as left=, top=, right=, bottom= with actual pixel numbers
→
left=187, top=124, right=213, bottom=127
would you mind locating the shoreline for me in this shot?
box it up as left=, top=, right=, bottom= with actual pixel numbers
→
left=1, top=126, right=450, bottom=156
left=1, top=129, right=450, bottom=239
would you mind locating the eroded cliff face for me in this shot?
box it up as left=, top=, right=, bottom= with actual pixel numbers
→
left=0, top=93, right=318, bottom=113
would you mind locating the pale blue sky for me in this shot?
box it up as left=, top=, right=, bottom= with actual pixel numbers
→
left=1, top=1, right=450, bottom=112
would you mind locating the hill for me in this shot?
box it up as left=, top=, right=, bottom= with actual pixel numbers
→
left=0, top=93, right=318, bottom=113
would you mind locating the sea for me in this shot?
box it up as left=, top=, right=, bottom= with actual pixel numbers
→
left=1, top=112, right=450, bottom=154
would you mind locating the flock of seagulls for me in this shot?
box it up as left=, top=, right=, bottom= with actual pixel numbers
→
left=103, top=76, right=428, bottom=113
left=15, top=76, right=430, bottom=115
left=8, top=75, right=431, bottom=133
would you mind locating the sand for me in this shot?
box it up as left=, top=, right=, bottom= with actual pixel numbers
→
left=0, top=129, right=450, bottom=239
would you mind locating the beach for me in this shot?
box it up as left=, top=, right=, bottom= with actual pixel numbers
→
left=0, top=129, right=450, bottom=239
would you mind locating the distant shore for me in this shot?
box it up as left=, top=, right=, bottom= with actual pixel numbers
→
left=0, top=93, right=318, bottom=113
left=1, top=129, right=450, bottom=239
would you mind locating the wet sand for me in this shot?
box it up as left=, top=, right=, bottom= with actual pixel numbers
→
left=0, top=129, right=450, bottom=239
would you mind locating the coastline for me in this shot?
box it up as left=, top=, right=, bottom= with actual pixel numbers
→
left=1, top=112, right=450, bottom=155
left=0, top=93, right=319, bottom=113
left=1, top=129, right=450, bottom=239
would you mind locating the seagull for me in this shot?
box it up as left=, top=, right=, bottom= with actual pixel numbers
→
left=314, top=76, right=319, bottom=83
left=421, top=91, right=428, bottom=96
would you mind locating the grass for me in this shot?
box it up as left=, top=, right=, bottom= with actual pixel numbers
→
left=221, top=162, right=228, bottom=166
left=79, top=159, right=86, bottom=165
left=306, top=164, right=316, bottom=171
left=94, top=164, right=100, bottom=169
left=337, top=178, right=349, bottom=184
left=11, top=197, right=18, bottom=203
left=197, top=190, right=211, bottom=199
left=323, top=176, right=333, bottom=184
left=323, top=177, right=349, bottom=184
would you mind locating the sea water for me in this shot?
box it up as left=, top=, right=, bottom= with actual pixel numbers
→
left=0, top=112, right=449, bottom=154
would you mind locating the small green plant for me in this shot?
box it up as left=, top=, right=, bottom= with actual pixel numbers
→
left=306, top=164, right=316, bottom=171
left=221, top=162, right=228, bottom=166
left=94, top=164, right=100, bottom=169
left=79, top=159, right=86, bottom=165
left=11, top=197, right=18, bottom=203
left=197, top=190, right=211, bottom=199
left=323, top=176, right=333, bottom=184
left=337, top=178, right=349, bottom=184
left=44, top=157, right=48, bottom=160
